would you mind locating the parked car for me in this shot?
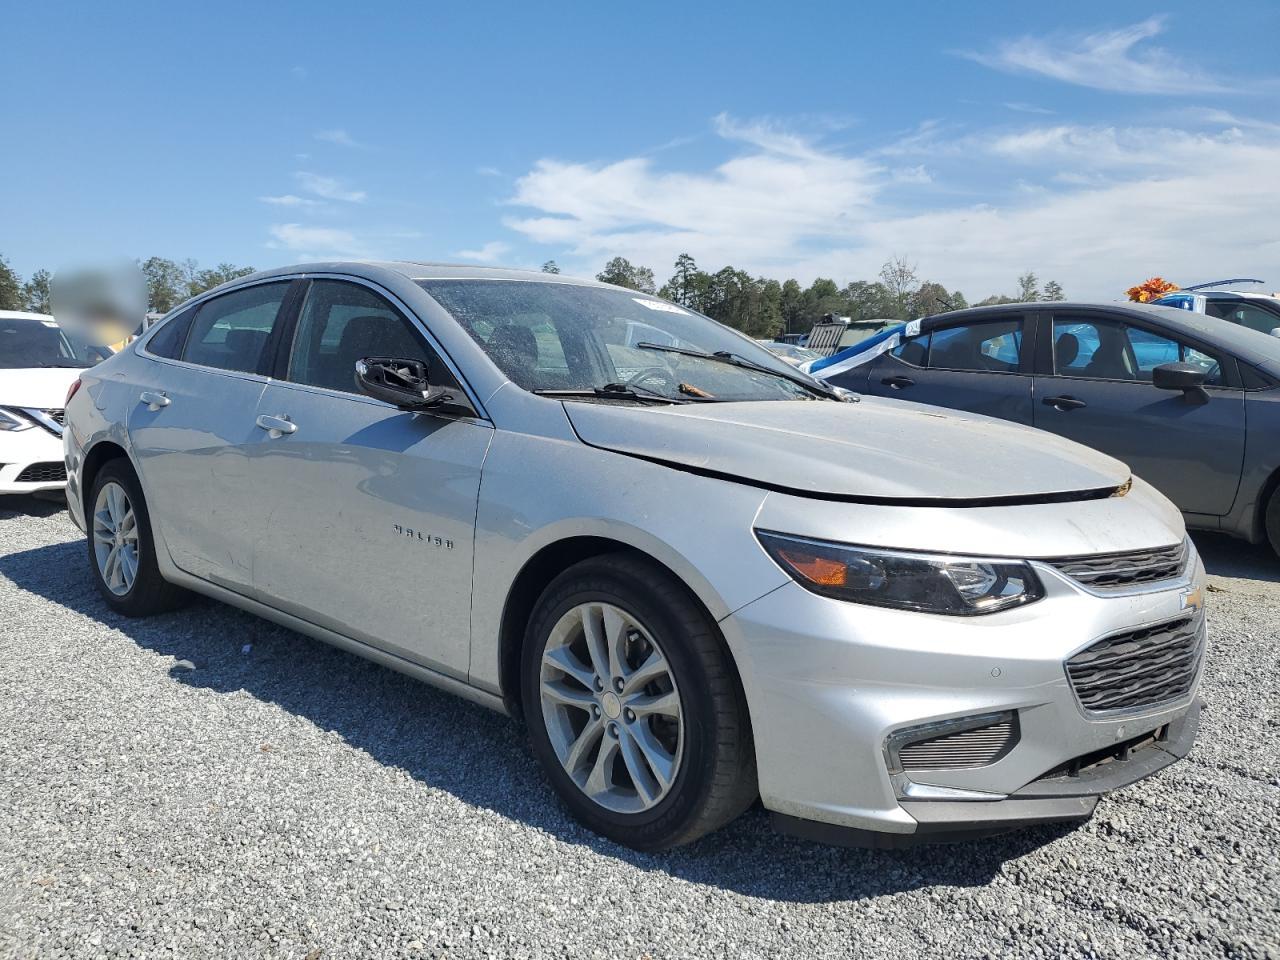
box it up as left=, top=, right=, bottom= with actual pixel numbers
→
left=64, top=264, right=1205, bottom=850
left=821, top=301, right=1280, bottom=555
left=756, top=339, right=823, bottom=366
left=0, top=311, right=109, bottom=495
left=1152, top=284, right=1280, bottom=337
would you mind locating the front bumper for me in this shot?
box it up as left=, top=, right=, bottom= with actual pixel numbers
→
left=722, top=546, right=1207, bottom=845
left=0, top=426, right=67, bottom=494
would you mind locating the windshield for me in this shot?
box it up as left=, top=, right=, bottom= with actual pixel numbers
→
left=0, top=317, right=108, bottom=369
left=418, top=280, right=825, bottom=402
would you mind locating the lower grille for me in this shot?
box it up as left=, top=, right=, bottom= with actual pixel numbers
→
left=45, top=408, right=66, bottom=427
left=1049, top=542, right=1186, bottom=589
left=1066, top=615, right=1204, bottom=714
left=893, top=713, right=1019, bottom=771
left=15, top=462, right=67, bottom=484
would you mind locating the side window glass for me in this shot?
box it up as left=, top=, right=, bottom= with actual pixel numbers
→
left=181, top=283, right=290, bottom=374
left=145, top=305, right=198, bottom=359
left=889, top=334, right=929, bottom=367
left=1053, top=317, right=1131, bottom=379
left=927, top=319, right=1021, bottom=373
left=287, top=280, right=456, bottom=394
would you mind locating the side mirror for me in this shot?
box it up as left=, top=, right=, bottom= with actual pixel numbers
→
left=354, top=357, right=473, bottom=416
left=1152, top=362, right=1209, bottom=404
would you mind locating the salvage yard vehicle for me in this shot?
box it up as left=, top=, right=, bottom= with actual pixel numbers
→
left=0, top=311, right=109, bottom=495
left=63, top=263, right=1206, bottom=849
left=820, top=302, right=1280, bottom=557
left=1152, top=280, right=1280, bottom=337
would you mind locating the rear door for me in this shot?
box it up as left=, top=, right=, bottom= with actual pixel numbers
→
left=130, top=280, right=299, bottom=593
left=861, top=313, right=1035, bottom=424
left=1031, top=310, right=1246, bottom=516
left=246, top=277, right=492, bottom=679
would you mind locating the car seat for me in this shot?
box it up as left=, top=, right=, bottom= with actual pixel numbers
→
left=486, top=325, right=539, bottom=388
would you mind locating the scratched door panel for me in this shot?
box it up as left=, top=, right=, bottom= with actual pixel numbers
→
left=248, top=380, right=493, bottom=679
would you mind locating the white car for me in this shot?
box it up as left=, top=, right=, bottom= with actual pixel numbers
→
left=0, top=311, right=109, bottom=495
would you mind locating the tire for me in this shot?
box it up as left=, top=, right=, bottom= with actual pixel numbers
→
left=86, top=459, right=188, bottom=617
left=1267, top=487, right=1280, bottom=558
left=521, top=552, right=756, bottom=850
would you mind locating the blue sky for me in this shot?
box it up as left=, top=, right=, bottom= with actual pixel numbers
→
left=4, top=0, right=1279, bottom=299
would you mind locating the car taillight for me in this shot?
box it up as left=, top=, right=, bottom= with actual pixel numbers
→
left=66, top=378, right=83, bottom=406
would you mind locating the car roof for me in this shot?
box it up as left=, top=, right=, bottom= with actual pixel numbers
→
left=238, top=260, right=616, bottom=288
left=0, top=311, right=57, bottom=323
left=928, top=300, right=1280, bottom=372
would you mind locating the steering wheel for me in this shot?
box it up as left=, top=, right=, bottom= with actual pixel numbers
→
left=625, top=365, right=678, bottom=391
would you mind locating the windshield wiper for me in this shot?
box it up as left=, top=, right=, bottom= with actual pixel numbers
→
left=634, top=342, right=842, bottom=400
left=533, top=385, right=688, bottom=404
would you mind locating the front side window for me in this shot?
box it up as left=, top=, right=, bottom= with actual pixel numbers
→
left=181, top=282, right=291, bottom=374
left=1052, top=316, right=1222, bottom=385
left=1205, top=299, right=1280, bottom=335
left=419, top=280, right=824, bottom=402
left=926, top=318, right=1023, bottom=373
left=287, top=280, right=454, bottom=394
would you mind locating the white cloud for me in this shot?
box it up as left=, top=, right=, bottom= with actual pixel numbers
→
left=963, top=17, right=1237, bottom=95
left=290, top=66, right=307, bottom=80
left=455, top=241, right=511, bottom=263
left=1004, top=102, right=1055, bottom=115
left=267, top=223, right=366, bottom=258
left=501, top=112, right=1280, bottom=299
left=476, top=166, right=504, bottom=177
left=294, top=171, right=366, bottom=202
left=315, top=129, right=367, bottom=148
left=258, top=194, right=322, bottom=207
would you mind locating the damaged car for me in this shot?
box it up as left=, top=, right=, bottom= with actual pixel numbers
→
left=63, top=263, right=1207, bottom=849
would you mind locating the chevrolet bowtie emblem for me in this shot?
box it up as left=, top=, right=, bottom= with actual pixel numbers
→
left=1181, top=585, right=1204, bottom=613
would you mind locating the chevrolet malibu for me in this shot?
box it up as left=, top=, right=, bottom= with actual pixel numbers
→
left=63, top=262, right=1207, bottom=850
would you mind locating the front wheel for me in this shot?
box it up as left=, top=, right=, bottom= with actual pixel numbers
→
left=521, top=553, right=756, bottom=850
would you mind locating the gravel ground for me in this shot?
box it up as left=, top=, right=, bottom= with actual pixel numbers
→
left=1, top=497, right=1278, bottom=960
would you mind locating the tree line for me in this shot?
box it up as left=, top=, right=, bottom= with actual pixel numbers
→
left=2, top=250, right=1065, bottom=339
left=551, top=254, right=1065, bottom=339
left=0, top=253, right=255, bottom=315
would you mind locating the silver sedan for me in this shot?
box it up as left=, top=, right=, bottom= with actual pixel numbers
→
left=63, top=262, right=1207, bottom=849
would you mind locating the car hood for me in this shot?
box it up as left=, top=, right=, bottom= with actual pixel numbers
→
left=0, top=367, right=82, bottom=409
left=563, top=398, right=1130, bottom=504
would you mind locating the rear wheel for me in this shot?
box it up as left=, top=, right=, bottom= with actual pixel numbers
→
left=521, top=553, right=756, bottom=850
left=87, top=460, right=188, bottom=616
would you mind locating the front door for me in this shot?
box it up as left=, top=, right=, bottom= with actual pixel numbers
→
left=1032, top=311, right=1246, bottom=516
left=861, top=313, right=1035, bottom=425
left=130, top=280, right=295, bottom=593
left=247, top=278, right=492, bottom=679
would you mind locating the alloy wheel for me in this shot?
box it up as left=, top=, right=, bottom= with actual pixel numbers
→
left=92, top=481, right=139, bottom=596
left=538, top=602, right=684, bottom=814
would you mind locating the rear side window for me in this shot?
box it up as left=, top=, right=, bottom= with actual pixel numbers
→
left=181, top=283, right=291, bottom=374
left=926, top=318, right=1023, bottom=372
left=145, top=305, right=197, bottom=359
left=286, top=280, right=456, bottom=394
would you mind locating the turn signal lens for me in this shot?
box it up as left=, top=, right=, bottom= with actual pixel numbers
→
left=757, top=531, right=1043, bottom=616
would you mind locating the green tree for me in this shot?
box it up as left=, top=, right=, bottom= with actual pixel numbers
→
left=878, top=256, right=919, bottom=318
left=779, top=278, right=804, bottom=335
left=1017, top=271, right=1040, bottom=302
left=1043, top=280, right=1065, bottom=301
left=22, top=269, right=52, bottom=314
left=140, top=257, right=186, bottom=313
left=908, top=281, right=957, bottom=318
left=0, top=254, right=23, bottom=311
left=596, top=256, right=656, bottom=293
left=840, top=280, right=896, bottom=321
left=541, top=260, right=560, bottom=274
left=188, top=263, right=254, bottom=297
left=661, top=253, right=704, bottom=309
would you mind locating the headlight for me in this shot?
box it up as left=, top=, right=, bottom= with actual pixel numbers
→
left=756, top=531, right=1043, bottom=616
left=0, top=407, right=35, bottom=432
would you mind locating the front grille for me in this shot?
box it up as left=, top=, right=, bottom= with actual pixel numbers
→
left=1066, top=615, right=1204, bottom=714
left=15, top=461, right=67, bottom=484
left=895, top=715, right=1019, bottom=771
left=1049, top=542, right=1186, bottom=589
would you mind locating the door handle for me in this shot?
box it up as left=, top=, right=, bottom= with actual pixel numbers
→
left=139, top=391, right=170, bottom=410
left=255, top=414, right=297, bottom=437
left=1042, top=395, right=1087, bottom=411
left=880, top=376, right=915, bottom=389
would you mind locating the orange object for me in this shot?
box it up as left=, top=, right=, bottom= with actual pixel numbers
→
left=1125, top=277, right=1179, bottom=303
left=778, top=548, right=847, bottom=587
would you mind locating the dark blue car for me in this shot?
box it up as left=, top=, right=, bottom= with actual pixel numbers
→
left=819, top=302, right=1280, bottom=555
